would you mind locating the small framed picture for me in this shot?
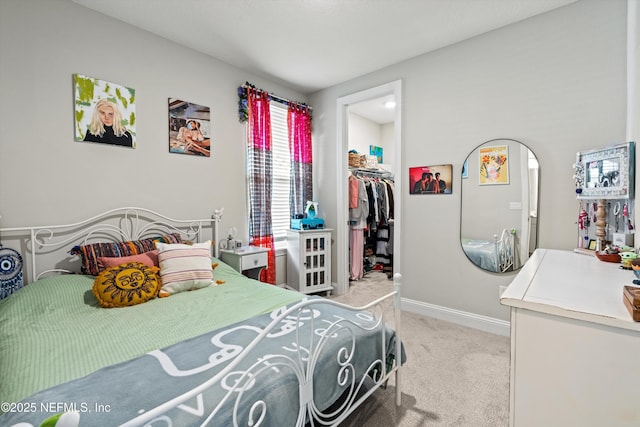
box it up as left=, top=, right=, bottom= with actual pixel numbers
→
left=370, top=145, right=383, bottom=163
left=462, top=159, right=469, bottom=179
left=409, top=164, right=453, bottom=195
left=168, top=98, right=211, bottom=157
left=588, top=239, right=597, bottom=251
left=479, top=145, right=509, bottom=185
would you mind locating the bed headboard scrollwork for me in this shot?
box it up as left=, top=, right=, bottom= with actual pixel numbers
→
left=0, top=207, right=221, bottom=284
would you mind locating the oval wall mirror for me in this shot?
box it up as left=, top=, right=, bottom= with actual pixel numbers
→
left=460, top=139, right=540, bottom=273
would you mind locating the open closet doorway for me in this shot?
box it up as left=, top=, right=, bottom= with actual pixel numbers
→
left=335, top=80, right=402, bottom=295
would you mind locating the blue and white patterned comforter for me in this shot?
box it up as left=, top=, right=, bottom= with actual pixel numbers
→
left=2, top=296, right=402, bottom=427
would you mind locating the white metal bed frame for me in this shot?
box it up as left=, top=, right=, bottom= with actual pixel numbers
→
left=0, top=207, right=222, bottom=284
left=494, top=228, right=515, bottom=273
left=0, top=207, right=402, bottom=426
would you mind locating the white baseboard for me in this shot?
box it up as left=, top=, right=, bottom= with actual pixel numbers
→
left=401, top=297, right=511, bottom=337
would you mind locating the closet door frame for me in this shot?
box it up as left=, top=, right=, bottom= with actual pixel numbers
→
left=335, top=80, right=403, bottom=295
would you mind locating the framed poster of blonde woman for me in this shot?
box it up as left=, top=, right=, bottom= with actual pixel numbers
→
left=73, top=74, right=136, bottom=148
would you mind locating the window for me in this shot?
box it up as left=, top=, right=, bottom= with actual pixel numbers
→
left=269, top=101, right=290, bottom=242
left=244, top=92, right=311, bottom=246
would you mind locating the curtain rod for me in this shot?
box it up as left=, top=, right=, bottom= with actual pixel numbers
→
left=242, top=83, right=312, bottom=111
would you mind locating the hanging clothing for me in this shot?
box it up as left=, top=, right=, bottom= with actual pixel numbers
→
left=386, top=181, right=395, bottom=219
left=376, top=181, right=388, bottom=224
left=349, top=178, right=369, bottom=229
left=349, top=174, right=359, bottom=208
left=349, top=177, right=369, bottom=280
left=349, top=229, right=365, bottom=281
left=348, top=170, right=395, bottom=280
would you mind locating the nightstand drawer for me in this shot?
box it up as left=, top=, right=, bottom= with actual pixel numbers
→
left=240, top=252, right=268, bottom=270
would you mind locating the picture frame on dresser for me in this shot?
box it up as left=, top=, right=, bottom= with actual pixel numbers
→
left=575, top=141, right=635, bottom=199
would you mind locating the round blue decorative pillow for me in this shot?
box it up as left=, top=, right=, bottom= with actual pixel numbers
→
left=0, top=246, right=23, bottom=300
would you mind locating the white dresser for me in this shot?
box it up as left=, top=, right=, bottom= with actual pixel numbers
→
left=501, top=249, right=640, bottom=427
left=286, top=229, right=333, bottom=295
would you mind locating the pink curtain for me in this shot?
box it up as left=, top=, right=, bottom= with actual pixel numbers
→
left=246, top=88, right=276, bottom=284
left=288, top=104, right=313, bottom=217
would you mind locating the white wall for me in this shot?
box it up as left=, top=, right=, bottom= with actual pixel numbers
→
left=311, top=0, right=628, bottom=321
left=347, top=112, right=381, bottom=157
left=347, top=111, right=394, bottom=171
left=0, top=0, right=306, bottom=247
left=381, top=122, right=395, bottom=172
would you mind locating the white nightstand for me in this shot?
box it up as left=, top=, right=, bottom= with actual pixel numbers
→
left=219, top=246, right=269, bottom=280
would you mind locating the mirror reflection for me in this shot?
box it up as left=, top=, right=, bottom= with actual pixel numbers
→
left=460, top=139, right=539, bottom=273
left=587, top=159, right=619, bottom=188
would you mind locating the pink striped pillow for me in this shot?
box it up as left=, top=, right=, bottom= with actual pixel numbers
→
left=155, top=241, right=214, bottom=295
left=97, top=250, right=159, bottom=270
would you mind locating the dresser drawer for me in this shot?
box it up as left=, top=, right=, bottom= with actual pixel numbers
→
left=240, top=252, right=268, bottom=270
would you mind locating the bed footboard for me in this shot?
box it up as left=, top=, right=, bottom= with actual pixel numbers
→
left=119, top=273, right=403, bottom=427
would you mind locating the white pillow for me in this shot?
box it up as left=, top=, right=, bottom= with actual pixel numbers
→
left=155, top=240, right=214, bottom=295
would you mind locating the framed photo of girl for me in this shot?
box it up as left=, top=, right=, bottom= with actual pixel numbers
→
left=168, top=98, right=211, bottom=157
left=73, top=74, right=136, bottom=148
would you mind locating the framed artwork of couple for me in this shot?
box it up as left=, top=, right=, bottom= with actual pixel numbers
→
left=409, top=164, right=453, bottom=195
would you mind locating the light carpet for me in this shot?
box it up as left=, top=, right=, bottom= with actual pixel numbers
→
left=327, top=272, right=510, bottom=427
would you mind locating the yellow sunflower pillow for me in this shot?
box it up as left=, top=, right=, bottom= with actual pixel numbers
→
left=93, top=262, right=162, bottom=308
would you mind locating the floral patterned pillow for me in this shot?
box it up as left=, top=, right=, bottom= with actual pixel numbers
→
left=71, top=233, right=181, bottom=276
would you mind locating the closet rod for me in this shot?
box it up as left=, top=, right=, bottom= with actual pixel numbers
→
left=350, top=168, right=394, bottom=179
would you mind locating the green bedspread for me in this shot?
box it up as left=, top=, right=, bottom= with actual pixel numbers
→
left=0, top=258, right=304, bottom=405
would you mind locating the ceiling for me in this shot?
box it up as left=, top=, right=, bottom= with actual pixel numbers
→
left=72, top=0, right=577, bottom=123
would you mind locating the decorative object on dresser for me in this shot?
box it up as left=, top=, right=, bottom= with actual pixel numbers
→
left=623, top=285, right=640, bottom=321
left=287, top=228, right=333, bottom=295
left=574, top=141, right=635, bottom=254
left=0, top=209, right=403, bottom=426
left=574, top=141, right=634, bottom=200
